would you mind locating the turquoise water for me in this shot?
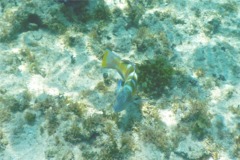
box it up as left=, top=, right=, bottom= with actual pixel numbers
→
left=0, top=0, right=240, bottom=159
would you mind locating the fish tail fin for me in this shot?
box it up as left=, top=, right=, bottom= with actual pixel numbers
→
left=102, top=50, right=121, bottom=70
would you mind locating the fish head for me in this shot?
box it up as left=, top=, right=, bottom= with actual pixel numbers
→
left=113, top=86, right=132, bottom=112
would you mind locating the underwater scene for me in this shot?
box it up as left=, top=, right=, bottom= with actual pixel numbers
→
left=0, top=0, right=240, bottom=159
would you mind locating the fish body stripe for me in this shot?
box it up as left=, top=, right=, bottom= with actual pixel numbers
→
left=124, top=72, right=137, bottom=95
left=102, top=50, right=137, bottom=96
left=118, top=62, right=135, bottom=81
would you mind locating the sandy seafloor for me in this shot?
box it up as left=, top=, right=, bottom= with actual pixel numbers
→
left=0, top=0, right=240, bottom=159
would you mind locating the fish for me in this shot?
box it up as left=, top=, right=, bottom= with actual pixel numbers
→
left=102, top=50, right=138, bottom=112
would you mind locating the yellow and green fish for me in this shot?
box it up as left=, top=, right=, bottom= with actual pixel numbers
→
left=102, top=50, right=138, bottom=112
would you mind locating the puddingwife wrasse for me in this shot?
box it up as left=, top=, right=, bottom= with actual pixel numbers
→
left=102, top=50, right=137, bottom=112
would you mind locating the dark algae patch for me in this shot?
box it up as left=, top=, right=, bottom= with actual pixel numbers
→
left=137, top=55, right=175, bottom=98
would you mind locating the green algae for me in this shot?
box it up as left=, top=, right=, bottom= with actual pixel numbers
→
left=24, top=111, right=36, bottom=125
left=181, top=100, right=211, bottom=140
left=120, top=132, right=136, bottom=153
left=64, top=124, right=84, bottom=144
left=34, top=95, right=56, bottom=112
left=233, top=135, right=240, bottom=158
left=133, top=27, right=155, bottom=52
left=140, top=113, right=178, bottom=159
left=7, top=91, right=31, bottom=113
left=137, top=55, right=175, bottom=98
left=19, top=48, right=43, bottom=75
left=0, top=108, right=11, bottom=124
left=45, top=109, right=59, bottom=136
left=220, top=1, right=238, bottom=14
left=94, top=0, right=112, bottom=21
left=0, top=130, right=8, bottom=151
left=68, top=102, right=88, bottom=118
left=126, top=0, right=145, bottom=27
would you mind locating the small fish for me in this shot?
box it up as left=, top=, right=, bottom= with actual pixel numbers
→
left=102, top=50, right=137, bottom=112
